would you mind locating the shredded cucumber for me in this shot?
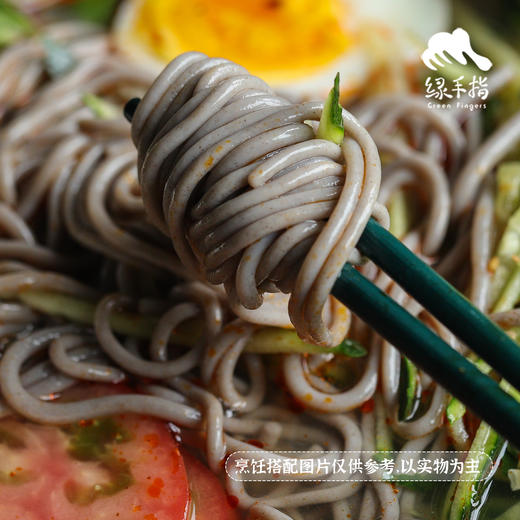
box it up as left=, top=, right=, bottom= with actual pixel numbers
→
left=243, top=327, right=366, bottom=356
left=446, top=398, right=466, bottom=425
left=17, top=290, right=365, bottom=357
left=447, top=164, right=520, bottom=424
left=68, top=0, right=120, bottom=26
left=507, top=469, right=520, bottom=492
left=316, top=73, right=344, bottom=145
left=454, top=3, right=520, bottom=78
left=495, top=163, right=520, bottom=233
left=446, top=164, right=520, bottom=519
left=398, top=356, right=420, bottom=421
left=454, top=2, right=520, bottom=130
left=18, top=290, right=158, bottom=339
left=82, top=93, right=118, bottom=120
left=447, top=423, right=506, bottom=520
left=0, top=1, right=33, bottom=47
left=490, top=164, right=520, bottom=306
left=388, top=189, right=416, bottom=240
left=493, top=502, right=520, bottom=520
left=374, top=394, right=392, bottom=453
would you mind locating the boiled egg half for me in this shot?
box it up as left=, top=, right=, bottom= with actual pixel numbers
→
left=113, top=0, right=450, bottom=100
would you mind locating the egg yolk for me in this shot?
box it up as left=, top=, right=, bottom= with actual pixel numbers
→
left=134, top=0, right=352, bottom=83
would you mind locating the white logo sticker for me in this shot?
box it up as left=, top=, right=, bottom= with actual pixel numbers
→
left=422, top=28, right=491, bottom=110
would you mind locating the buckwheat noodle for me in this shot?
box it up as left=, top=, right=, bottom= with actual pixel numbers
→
left=0, top=34, right=517, bottom=520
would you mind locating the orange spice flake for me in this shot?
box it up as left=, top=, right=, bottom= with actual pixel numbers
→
left=227, top=495, right=239, bottom=508
left=487, top=256, right=499, bottom=273
left=143, top=433, right=159, bottom=449
left=247, top=439, right=264, bottom=449
left=287, top=395, right=306, bottom=413
left=360, top=398, right=375, bottom=413
left=147, top=477, right=164, bottom=498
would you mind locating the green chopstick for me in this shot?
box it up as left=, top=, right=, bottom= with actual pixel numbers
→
left=333, top=263, right=520, bottom=448
left=356, top=219, right=520, bottom=393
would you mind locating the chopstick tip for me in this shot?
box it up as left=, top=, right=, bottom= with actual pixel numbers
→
left=124, top=97, right=141, bottom=123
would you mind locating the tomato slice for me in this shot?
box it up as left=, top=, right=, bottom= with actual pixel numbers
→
left=0, top=419, right=60, bottom=520
left=0, top=384, right=190, bottom=520
left=0, top=383, right=242, bottom=520
left=51, top=414, right=190, bottom=520
left=182, top=449, right=241, bottom=520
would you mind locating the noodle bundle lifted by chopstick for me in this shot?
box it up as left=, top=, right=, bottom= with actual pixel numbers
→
left=132, top=51, right=388, bottom=346
left=0, top=6, right=520, bottom=515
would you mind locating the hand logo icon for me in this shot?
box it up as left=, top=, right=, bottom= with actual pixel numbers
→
left=421, top=28, right=492, bottom=72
